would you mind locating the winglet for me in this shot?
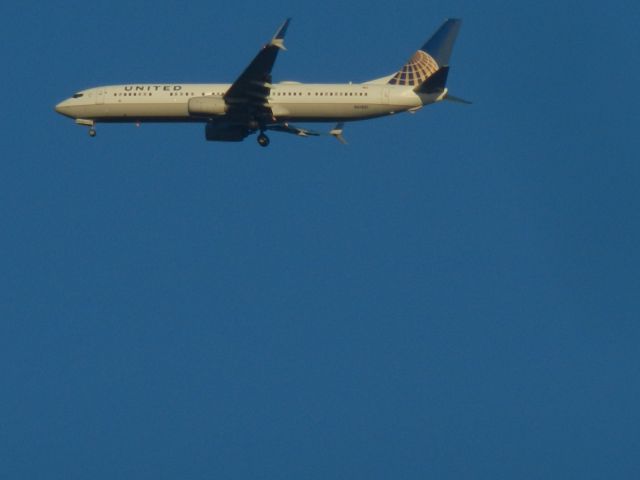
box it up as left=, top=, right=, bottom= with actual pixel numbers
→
left=270, top=18, right=291, bottom=50
left=330, top=123, right=347, bottom=145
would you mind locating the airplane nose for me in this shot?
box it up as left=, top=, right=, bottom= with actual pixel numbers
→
left=55, top=100, right=72, bottom=117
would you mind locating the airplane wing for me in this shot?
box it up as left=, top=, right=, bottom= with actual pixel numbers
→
left=267, top=123, right=321, bottom=137
left=224, top=18, right=291, bottom=121
left=267, top=122, right=348, bottom=144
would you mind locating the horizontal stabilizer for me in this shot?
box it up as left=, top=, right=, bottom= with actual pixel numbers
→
left=444, top=94, right=472, bottom=105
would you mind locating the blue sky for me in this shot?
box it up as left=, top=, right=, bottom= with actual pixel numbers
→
left=1, top=0, right=639, bottom=478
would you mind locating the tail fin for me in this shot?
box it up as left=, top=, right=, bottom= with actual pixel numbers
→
left=387, top=19, right=462, bottom=88
left=415, top=66, right=449, bottom=93
left=414, top=66, right=472, bottom=103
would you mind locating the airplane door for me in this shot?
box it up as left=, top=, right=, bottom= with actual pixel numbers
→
left=96, top=89, right=105, bottom=105
left=382, top=87, right=390, bottom=104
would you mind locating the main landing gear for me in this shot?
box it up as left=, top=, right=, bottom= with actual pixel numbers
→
left=257, top=132, right=270, bottom=147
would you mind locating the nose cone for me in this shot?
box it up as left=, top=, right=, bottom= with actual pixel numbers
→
left=55, top=99, right=74, bottom=118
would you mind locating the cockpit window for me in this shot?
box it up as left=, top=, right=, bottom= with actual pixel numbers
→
left=72, top=93, right=84, bottom=98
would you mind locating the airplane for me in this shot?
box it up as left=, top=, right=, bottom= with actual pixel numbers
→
left=55, top=18, right=468, bottom=147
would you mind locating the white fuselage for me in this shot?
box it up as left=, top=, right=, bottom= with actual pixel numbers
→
left=55, top=82, right=444, bottom=123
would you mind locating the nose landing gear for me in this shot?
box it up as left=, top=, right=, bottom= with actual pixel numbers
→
left=257, top=132, right=270, bottom=147
left=75, top=119, right=97, bottom=138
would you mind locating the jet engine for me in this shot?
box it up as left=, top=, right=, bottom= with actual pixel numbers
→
left=205, top=123, right=250, bottom=142
left=188, top=96, right=228, bottom=116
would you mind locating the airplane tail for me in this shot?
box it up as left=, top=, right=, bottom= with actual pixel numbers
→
left=382, top=19, right=462, bottom=92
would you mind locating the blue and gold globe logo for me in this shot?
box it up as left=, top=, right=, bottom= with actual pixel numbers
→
left=388, top=51, right=439, bottom=86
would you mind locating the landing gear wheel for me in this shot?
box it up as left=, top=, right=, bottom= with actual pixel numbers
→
left=257, top=133, right=270, bottom=147
left=88, top=128, right=97, bottom=137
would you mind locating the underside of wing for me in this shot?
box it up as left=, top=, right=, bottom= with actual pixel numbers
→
left=224, top=19, right=291, bottom=123
left=267, top=122, right=321, bottom=137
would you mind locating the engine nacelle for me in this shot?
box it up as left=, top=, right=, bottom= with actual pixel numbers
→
left=188, top=96, right=227, bottom=116
left=205, top=123, right=250, bottom=142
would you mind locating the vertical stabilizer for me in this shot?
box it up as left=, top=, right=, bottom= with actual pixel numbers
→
left=387, top=19, right=462, bottom=87
left=421, top=19, right=462, bottom=67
